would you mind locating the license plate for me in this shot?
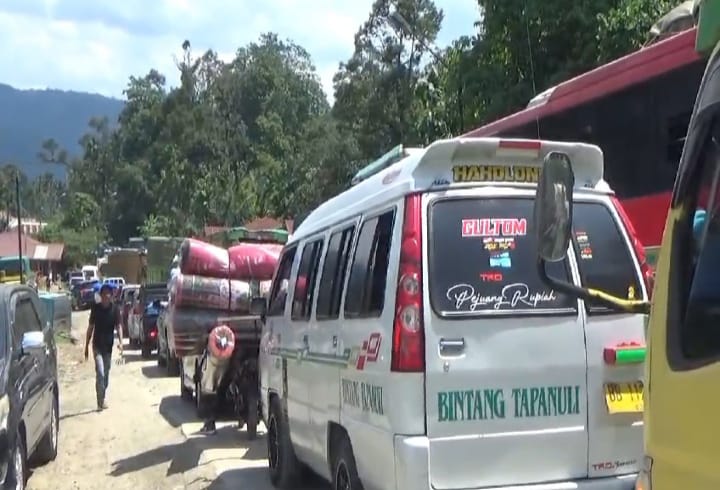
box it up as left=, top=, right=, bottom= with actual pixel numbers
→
left=604, top=381, right=644, bottom=414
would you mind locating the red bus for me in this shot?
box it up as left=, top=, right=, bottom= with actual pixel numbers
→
left=462, top=28, right=705, bottom=263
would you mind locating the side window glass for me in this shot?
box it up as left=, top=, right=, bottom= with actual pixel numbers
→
left=27, top=302, right=44, bottom=332
left=291, top=239, right=324, bottom=321
left=682, top=137, right=720, bottom=359
left=10, top=298, right=24, bottom=346
left=12, top=298, right=42, bottom=345
left=267, top=246, right=297, bottom=317
left=344, top=210, right=396, bottom=318
left=317, top=226, right=356, bottom=321
left=572, top=202, right=643, bottom=313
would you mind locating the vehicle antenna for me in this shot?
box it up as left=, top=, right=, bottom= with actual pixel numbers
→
left=524, top=1, right=541, bottom=140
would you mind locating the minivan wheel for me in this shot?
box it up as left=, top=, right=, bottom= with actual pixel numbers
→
left=267, top=398, right=301, bottom=488
left=332, top=435, right=363, bottom=490
left=6, top=430, right=26, bottom=490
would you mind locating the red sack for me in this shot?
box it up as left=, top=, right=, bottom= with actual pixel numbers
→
left=179, top=238, right=229, bottom=279
left=228, top=243, right=282, bottom=281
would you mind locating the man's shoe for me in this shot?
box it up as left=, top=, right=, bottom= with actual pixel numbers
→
left=199, top=420, right=216, bottom=435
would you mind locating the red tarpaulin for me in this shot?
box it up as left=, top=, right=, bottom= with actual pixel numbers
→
left=228, top=243, right=283, bottom=281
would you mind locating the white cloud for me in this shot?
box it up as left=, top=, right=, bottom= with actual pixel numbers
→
left=0, top=0, right=478, bottom=101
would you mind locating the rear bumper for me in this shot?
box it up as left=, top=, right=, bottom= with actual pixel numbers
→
left=393, top=435, right=637, bottom=490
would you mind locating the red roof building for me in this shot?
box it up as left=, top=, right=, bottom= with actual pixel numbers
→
left=0, top=231, right=64, bottom=261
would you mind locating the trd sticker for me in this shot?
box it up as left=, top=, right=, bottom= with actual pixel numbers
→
left=489, top=252, right=512, bottom=268
left=480, top=271, right=503, bottom=282
left=355, top=332, right=382, bottom=370
left=462, top=218, right=527, bottom=237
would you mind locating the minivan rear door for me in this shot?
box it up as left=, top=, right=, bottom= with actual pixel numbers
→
left=572, top=198, right=646, bottom=478
left=424, top=189, right=589, bottom=489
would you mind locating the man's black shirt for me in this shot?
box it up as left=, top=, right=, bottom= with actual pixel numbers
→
left=90, top=302, right=118, bottom=354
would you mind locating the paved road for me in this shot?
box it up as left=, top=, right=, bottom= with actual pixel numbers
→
left=26, top=310, right=328, bottom=490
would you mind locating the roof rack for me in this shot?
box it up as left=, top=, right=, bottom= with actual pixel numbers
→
left=351, top=144, right=411, bottom=186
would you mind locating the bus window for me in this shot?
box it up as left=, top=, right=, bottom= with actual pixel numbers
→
left=0, top=257, right=30, bottom=284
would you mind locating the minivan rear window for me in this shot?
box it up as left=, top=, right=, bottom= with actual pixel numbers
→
left=572, top=202, right=643, bottom=312
left=429, top=197, right=576, bottom=316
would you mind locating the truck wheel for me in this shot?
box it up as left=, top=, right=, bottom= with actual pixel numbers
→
left=180, top=363, right=193, bottom=401
left=245, top=391, right=259, bottom=440
left=332, top=433, right=364, bottom=490
left=167, top=350, right=180, bottom=377
left=267, top=397, right=302, bottom=488
left=157, top=348, right=166, bottom=367
left=141, top=342, right=151, bottom=359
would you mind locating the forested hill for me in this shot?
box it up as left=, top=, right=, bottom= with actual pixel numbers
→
left=0, top=83, right=124, bottom=178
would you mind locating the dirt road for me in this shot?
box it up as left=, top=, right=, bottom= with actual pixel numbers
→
left=26, top=310, right=325, bottom=490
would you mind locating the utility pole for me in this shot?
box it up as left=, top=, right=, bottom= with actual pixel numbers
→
left=15, top=172, right=23, bottom=284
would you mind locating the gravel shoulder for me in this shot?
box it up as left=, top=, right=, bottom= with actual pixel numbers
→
left=25, top=310, right=327, bottom=490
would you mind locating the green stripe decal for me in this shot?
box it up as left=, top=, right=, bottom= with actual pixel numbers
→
left=270, top=347, right=353, bottom=367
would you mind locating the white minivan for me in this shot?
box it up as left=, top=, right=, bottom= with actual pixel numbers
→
left=257, top=138, right=651, bottom=490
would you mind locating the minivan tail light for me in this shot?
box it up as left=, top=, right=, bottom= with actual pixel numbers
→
left=611, top=196, right=654, bottom=298
left=391, top=193, right=425, bottom=372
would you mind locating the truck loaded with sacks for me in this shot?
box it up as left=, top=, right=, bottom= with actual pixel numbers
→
left=164, top=233, right=284, bottom=439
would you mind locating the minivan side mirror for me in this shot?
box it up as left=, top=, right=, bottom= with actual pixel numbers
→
left=533, top=152, right=650, bottom=315
left=21, top=331, right=46, bottom=356
left=534, top=151, right=574, bottom=262
left=250, top=297, right=267, bottom=318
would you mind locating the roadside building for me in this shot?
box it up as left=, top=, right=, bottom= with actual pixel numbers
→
left=0, top=231, right=65, bottom=278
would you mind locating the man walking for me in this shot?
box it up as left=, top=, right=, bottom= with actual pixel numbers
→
left=84, top=284, right=123, bottom=410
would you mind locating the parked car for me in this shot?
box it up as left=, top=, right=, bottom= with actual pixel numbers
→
left=70, top=280, right=98, bottom=311
left=128, top=283, right=168, bottom=358
left=0, top=284, right=59, bottom=489
left=139, top=298, right=166, bottom=358
left=103, top=277, right=126, bottom=301
left=119, top=285, right=139, bottom=338
left=155, top=305, right=179, bottom=376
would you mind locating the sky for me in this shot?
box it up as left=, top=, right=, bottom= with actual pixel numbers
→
left=0, top=0, right=480, bottom=102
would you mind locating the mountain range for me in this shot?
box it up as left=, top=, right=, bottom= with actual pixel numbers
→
left=0, top=83, right=125, bottom=179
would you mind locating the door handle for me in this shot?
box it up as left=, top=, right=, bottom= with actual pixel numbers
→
left=439, top=337, right=465, bottom=355
left=332, top=335, right=338, bottom=348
